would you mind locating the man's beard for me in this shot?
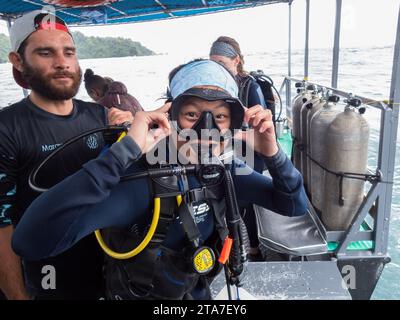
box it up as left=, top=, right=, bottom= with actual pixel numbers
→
left=21, top=62, right=82, bottom=100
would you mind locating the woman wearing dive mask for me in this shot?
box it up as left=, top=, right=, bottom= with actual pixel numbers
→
left=12, top=60, right=307, bottom=300
left=165, top=59, right=275, bottom=165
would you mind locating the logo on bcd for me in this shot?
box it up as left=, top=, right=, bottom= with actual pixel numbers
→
left=193, top=203, right=210, bottom=216
left=86, top=134, right=99, bottom=150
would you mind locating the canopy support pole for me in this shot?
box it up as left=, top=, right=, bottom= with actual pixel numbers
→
left=374, top=4, right=400, bottom=255
left=286, top=1, right=293, bottom=115
left=304, top=0, right=310, bottom=81
left=331, top=0, right=342, bottom=88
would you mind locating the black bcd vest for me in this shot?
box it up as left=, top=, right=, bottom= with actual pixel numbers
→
left=238, top=72, right=276, bottom=123
left=102, top=166, right=229, bottom=300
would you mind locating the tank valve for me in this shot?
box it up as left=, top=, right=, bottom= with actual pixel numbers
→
left=306, top=84, right=316, bottom=91
left=358, top=107, right=366, bottom=114
left=328, top=95, right=340, bottom=103
left=347, top=98, right=366, bottom=114
left=348, top=98, right=362, bottom=107
left=344, top=97, right=363, bottom=112
left=295, top=82, right=304, bottom=93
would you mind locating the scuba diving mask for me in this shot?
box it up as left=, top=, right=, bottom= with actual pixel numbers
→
left=167, top=59, right=244, bottom=164
left=170, top=87, right=245, bottom=136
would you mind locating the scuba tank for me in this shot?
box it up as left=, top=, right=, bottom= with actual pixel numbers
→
left=299, top=86, right=320, bottom=188
left=306, top=94, right=327, bottom=193
left=309, top=95, right=341, bottom=212
left=288, top=82, right=305, bottom=130
left=322, top=98, right=369, bottom=231
left=292, top=84, right=315, bottom=172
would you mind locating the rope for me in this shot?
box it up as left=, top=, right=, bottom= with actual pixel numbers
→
left=304, top=151, right=392, bottom=206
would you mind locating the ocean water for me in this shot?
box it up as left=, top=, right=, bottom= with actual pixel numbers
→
left=0, top=46, right=399, bottom=299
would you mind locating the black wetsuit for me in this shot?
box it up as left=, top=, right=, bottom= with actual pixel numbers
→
left=0, top=98, right=107, bottom=299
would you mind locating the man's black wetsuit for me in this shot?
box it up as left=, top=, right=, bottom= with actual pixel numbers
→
left=0, top=98, right=107, bottom=299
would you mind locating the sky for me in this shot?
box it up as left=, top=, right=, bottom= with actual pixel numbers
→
left=0, top=0, right=399, bottom=56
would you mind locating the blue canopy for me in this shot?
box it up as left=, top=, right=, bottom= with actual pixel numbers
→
left=0, top=0, right=290, bottom=25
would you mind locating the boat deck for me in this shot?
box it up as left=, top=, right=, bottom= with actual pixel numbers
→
left=210, top=261, right=352, bottom=300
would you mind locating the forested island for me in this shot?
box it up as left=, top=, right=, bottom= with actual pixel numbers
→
left=0, top=31, right=154, bottom=63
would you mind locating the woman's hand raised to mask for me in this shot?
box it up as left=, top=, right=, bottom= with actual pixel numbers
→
left=237, top=105, right=278, bottom=157
left=126, top=103, right=171, bottom=153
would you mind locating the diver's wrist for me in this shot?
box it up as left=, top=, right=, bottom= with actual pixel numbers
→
left=262, top=146, right=286, bottom=169
left=258, top=141, right=279, bottom=158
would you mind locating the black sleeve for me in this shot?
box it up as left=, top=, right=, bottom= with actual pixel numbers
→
left=247, top=80, right=267, bottom=108
left=12, top=137, right=146, bottom=260
left=0, top=124, right=18, bottom=227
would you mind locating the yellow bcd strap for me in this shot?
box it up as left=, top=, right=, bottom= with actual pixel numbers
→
left=94, top=131, right=182, bottom=260
left=95, top=195, right=183, bottom=259
left=94, top=197, right=161, bottom=260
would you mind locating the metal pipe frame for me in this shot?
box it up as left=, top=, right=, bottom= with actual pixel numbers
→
left=331, top=0, right=342, bottom=88
left=288, top=1, right=292, bottom=78
left=304, top=0, right=310, bottom=81
left=0, top=1, right=293, bottom=27
left=326, top=231, right=374, bottom=243
left=285, top=1, right=293, bottom=118
left=335, top=183, right=381, bottom=256
left=373, top=4, right=400, bottom=256
left=284, top=76, right=386, bottom=110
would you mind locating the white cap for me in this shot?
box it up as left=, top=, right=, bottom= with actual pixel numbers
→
left=9, top=10, right=72, bottom=89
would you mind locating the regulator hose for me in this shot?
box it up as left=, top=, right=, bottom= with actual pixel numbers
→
left=223, top=167, right=245, bottom=286
left=28, top=125, right=127, bottom=193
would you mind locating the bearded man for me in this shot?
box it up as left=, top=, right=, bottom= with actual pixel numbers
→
left=0, top=10, right=132, bottom=300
